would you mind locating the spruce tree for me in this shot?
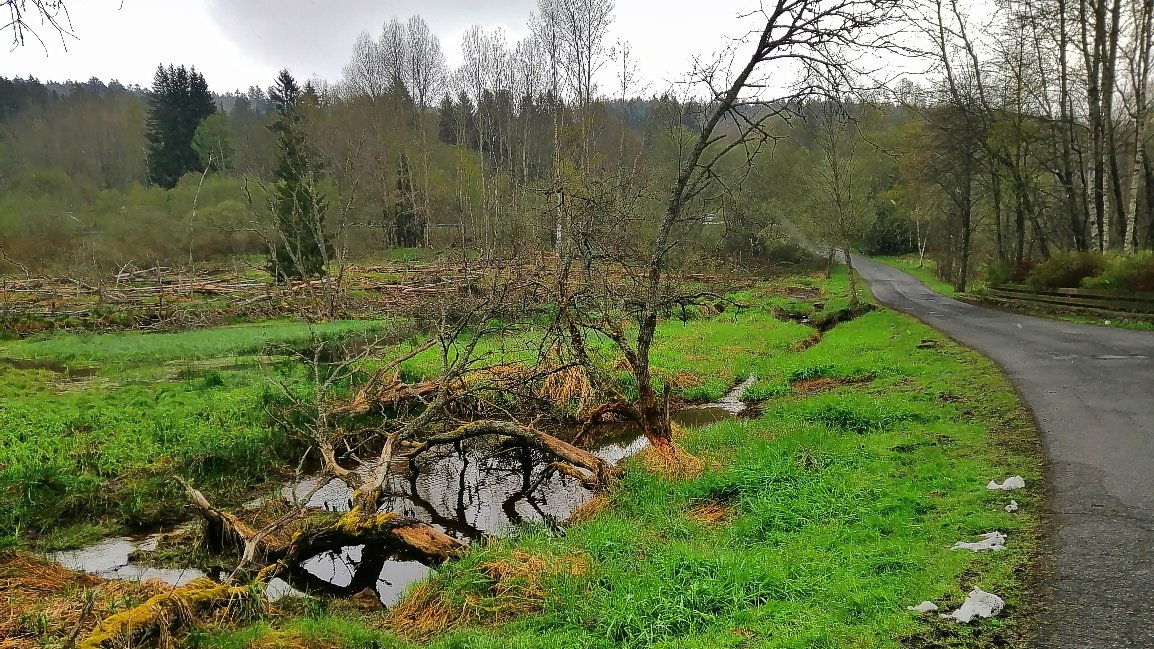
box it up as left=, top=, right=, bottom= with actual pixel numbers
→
left=266, top=69, right=333, bottom=282
left=436, top=93, right=457, bottom=145
left=145, top=65, right=216, bottom=189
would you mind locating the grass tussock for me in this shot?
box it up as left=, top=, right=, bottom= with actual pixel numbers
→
left=686, top=501, right=736, bottom=527
left=537, top=363, right=593, bottom=411
left=565, top=492, right=611, bottom=525
left=387, top=550, right=590, bottom=641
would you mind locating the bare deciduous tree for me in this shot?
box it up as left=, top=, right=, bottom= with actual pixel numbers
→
left=570, top=0, right=902, bottom=458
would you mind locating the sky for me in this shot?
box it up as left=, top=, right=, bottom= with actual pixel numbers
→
left=5, top=1, right=768, bottom=95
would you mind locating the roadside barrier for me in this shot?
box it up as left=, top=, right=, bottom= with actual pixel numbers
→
left=982, top=285, right=1154, bottom=321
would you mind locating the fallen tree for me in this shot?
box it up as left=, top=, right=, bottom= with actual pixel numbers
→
left=78, top=292, right=622, bottom=647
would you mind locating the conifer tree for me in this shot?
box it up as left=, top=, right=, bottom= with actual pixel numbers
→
left=266, top=69, right=333, bottom=281
left=145, top=64, right=216, bottom=189
left=436, top=93, right=457, bottom=145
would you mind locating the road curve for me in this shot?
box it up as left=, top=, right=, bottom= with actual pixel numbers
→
left=852, top=255, right=1154, bottom=649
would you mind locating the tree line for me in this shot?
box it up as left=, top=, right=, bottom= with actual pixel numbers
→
left=0, top=0, right=1152, bottom=287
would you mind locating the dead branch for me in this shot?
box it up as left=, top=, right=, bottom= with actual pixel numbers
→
left=407, top=420, right=620, bottom=486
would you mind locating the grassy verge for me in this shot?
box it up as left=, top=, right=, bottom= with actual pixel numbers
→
left=192, top=269, right=1043, bottom=649
left=872, top=255, right=966, bottom=296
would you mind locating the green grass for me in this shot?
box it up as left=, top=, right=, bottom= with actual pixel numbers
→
left=0, top=318, right=410, bottom=547
left=194, top=268, right=1042, bottom=649
left=0, top=319, right=393, bottom=364
left=872, top=255, right=965, bottom=296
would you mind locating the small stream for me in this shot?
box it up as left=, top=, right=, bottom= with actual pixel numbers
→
left=48, top=376, right=756, bottom=607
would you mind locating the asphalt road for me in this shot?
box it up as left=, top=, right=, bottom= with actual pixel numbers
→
left=852, top=255, right=1154, bottom=649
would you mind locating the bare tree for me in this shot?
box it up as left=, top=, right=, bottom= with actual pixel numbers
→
left=403, top=15, right=448, bottom=110
left=1122, top=0, right=1153, bottom=250
left=3, top=0, right=71, bottom=49
left=572, top=0, right=902, bottom=457
left=342, top=30, right=389, bottom=100
left=810, top=99, right=876, bottom=305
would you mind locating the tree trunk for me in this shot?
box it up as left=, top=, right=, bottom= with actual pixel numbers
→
left=844, top=247, right=860, bottom=307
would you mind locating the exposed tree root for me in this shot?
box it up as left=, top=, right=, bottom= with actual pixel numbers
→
left=181, top=435, right=465, bottom=573
left=687, top=501, right=737, bottom=526
left=580, top=394, right=682, bottom=465
left=275, top=506, right=465, bottom=567
left=179, top=479, right=261, bottom=555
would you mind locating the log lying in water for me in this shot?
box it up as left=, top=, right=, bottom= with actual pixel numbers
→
left=78, top=577, right=262, bottom=649
left=83, top=418, right=612, bottom=647
left=81, top=436, right=466, bottom=648
left=407, top=419, right=621, bottom=486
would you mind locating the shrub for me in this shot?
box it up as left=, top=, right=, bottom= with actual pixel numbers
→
left=1082, top=252, right=1154, bottom=292
left=1025, top=251, right=1106, bottom=289
left=987, top=259, right=1040, bottom=286
left=985, top=261, right=1014, bottom=286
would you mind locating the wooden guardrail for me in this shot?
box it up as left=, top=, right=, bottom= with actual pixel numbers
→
left=983, top=284, right=1154, bottom=319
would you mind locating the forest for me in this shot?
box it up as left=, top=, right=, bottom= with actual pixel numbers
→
left=0, top=0, right=1149, bottom=647
left=1, top=0, right=1150, bottom=291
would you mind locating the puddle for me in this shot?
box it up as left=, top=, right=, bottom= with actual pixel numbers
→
left=0, top=357, right=99, bottom=379
left=276, top=429, right=652, bottom=605
left=675, top=374, right=757, bottom=426
left=50, top=535, right=206, bottom=586
left=674, top=407, right=737, bottom=427
left=53, top=428, right=650, bottom=608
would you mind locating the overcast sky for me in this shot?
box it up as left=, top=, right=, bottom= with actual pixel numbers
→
left=6, top=1, right=767, bottom=94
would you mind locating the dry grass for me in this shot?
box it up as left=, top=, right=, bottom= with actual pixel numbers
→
left=565, top=493, right=612, bottom=525
left=0, top=551, right=160, bottom=649
left=386, top=581, right=458, bottom=641
left=633, top=422, right=713, bottom=479
left=687, top=501, right=737, bottom=527
left=669, top=371, right=702, bottom=389
left=538, top=364, right=593, bottom=410
left=387, top=550, right=589, bottom=641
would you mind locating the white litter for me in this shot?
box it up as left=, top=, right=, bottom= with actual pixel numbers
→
left=907, top=601, right=939, bottom=613
left=951, top=531, right=1007, bottom=552
left=1005, top=500, right=1019, bottom=513
left=987, top=475, right=1026, bottom=491
left=940, top=588, right=1005, bottom=623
